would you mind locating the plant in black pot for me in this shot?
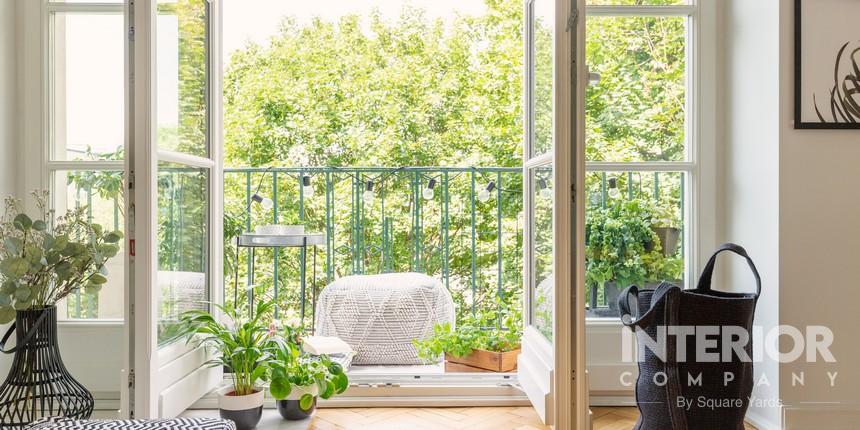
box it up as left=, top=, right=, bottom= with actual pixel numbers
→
left=177, top=300, right=275, bottom=430
left=267, top=325, right=348, bottom=421
left=0, top=190, right=123, bottom=427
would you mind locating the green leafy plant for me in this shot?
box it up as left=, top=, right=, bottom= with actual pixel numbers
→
left=414, top=294, right=522, bottom=362
left=585, top=198, right=683, bottom=291
left=267, top=325, right=348, bottom=409
left=177, top=300, right=276, bottom=396
left=0, top=190, right=124, bottom=323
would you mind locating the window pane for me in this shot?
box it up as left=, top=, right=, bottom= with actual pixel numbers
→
left=51, top=13, right=124, bottom=161
left=157, top=0, right=209, bottom=157
left=157, top=163, right=209, bottom=345
left=586, top=16, right=687, bottom=162
left=587, top=0, right=688, bottom=5
left=530, top=166, right=553, bottom=340
left=53, top=170, right=126, bottom=320
left=531, top=0, right=554, bottom=158
left=585, top=171, right=685, bottom=318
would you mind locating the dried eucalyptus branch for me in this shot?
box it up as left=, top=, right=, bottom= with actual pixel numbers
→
left=0, top=190, right=123, bottom=323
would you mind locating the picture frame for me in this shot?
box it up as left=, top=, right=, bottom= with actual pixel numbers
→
left=794, top=0, right=860, bottom=129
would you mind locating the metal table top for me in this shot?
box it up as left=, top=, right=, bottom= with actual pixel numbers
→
left=237, top=233, right=325, bottom=248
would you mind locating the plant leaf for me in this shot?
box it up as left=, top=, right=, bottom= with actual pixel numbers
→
left=299, top=393, right=314, bottom=410
left=89, top=273, right=108, bottom=285
left=3, top=238, right=22, bottom=255
left=14, top=286, right=31, bottom=302
left=269, top=379, right=291, bottom=400
left=0, top=305, right=14, bottom=324
left=1, top=258, right=30, bottom=278
left=13, top=214, right=32, bottom=230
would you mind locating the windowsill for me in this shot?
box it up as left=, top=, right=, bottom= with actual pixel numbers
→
left=56, top=319, right=124, bottom=328
left=585, top=317, right=623, bottom=327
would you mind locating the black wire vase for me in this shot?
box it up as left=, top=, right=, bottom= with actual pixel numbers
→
left=0, top=306, right=94, bottom=427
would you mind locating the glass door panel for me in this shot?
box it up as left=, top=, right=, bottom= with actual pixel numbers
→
left=155, top=163, right=210, bottom=345
left=530, top=166, right=554, bottom=340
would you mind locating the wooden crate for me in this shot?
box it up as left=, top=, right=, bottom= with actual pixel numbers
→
left=445, top=348, right=520, bottom=372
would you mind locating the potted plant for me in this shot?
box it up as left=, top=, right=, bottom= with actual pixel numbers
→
left=0, top=191, right=123, bottom=426
left=178, top=300, right=275, bottom=430
left=414, top=297, right=522, bottom=372
left=585, top=199, right=654, bottom=314
left=267, top=326, right=349, bottom=420
left=650, top=204, right=681, bottom=257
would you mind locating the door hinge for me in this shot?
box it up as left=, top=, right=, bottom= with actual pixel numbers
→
left=571, top=183, right=576, bottom=203
left=128, top=26, right=135, bottom=42
left=565, top=8, right=579, bottom=33
left=128, top=369, right=135, bottom=389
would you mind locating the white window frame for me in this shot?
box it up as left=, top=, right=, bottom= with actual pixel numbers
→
left=42, top=0, right=127, bottom=324
left=583, top=1, right=717, bottom=319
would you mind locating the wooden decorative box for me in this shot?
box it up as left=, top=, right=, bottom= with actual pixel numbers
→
left=444, top=348, right=520, bottom=373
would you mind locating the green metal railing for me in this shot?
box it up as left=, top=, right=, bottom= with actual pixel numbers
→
left=63, top=166, right=683, bottom=321
left=224, top=166, right=524, bottom=323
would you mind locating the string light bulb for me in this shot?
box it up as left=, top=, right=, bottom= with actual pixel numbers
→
left=363, top=180, right=375, bottom=204
left=538, top=178, right=552, bottom=199
left=477, top=181, right=496, bottom=203
left=252, top=193, right=274, bottom=210
left=608, top=177, right=621, bottom=199
left=302, top=176, right=314, bottom=197
left=423, top=178, right=437, bottom=200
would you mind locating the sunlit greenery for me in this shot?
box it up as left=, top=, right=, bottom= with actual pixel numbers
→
left=67, top=0, right=688, bottom=323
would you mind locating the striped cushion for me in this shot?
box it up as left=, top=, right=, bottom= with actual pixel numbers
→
left=26, top=417, right=236, bottom=430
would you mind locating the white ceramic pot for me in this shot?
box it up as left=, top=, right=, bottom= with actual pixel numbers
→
left=284, top=383, right=319, bottom=401
left=254, top=225, right=281, bottom=235
left=218, top=386, right=264, bottom=430
left=277, top=225, right=305, bottom=235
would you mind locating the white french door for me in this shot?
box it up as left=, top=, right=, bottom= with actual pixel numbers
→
left=520, top=0, right=586, bottom=428
left=128, top=0, right=224, bottom=419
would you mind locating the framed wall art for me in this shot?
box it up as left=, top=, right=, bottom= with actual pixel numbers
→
left=795, top=0, right=860, bottom=129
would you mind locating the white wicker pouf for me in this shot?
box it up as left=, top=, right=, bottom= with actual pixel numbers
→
left=314, top=273, right=455, bottom=365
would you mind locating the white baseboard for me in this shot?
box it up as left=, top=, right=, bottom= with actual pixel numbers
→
left=781, top=404, right=860, bottom=430
left=589, top=395, right=636, bottom=407
left=745, top=410, right=780, bottom=430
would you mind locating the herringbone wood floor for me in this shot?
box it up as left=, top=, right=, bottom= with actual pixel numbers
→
left=310, top=407, right=759, bottom=429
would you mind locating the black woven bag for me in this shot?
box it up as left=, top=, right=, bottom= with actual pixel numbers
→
left=618, top=243, right=761, bottom=430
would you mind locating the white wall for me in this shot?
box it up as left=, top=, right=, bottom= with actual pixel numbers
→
left=720, top=0, right=860, bottom=428
left=0, top=0, right=18, bottom=198
left=777, top=0, right=860, bottom=426
left=718, top=0, right=781, bottom=428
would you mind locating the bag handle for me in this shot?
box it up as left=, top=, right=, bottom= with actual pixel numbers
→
left=0, top=310, right=51, bottom=355
left=696, top=242, right=761, bottom=299
left=618, top=282, right=678, bottom=329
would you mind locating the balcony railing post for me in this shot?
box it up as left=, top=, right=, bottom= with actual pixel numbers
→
left=245, top=171, right=252, bottom=303
left=470, top=170, right=477, bottom=317
left=273, top=171, right=280, bottom=317
left=442, top=171, right=450, bottom=291
left=412, top=171, right=422, bottom=272
left=325, top=171, right=334, bottom=283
